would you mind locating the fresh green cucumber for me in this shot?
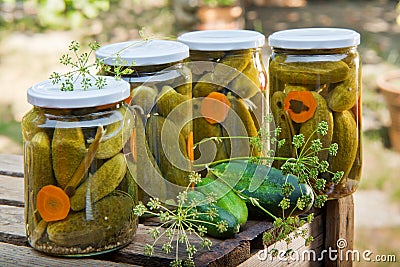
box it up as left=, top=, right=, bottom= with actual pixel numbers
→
left=208, top=161, right=314, bottom=218
left=185, top=190, right=239, bottom=239
left=196, top=177, right=248, bottom=227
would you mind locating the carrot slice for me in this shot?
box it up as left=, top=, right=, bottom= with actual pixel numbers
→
left=187, top=131, right=194, bottom=162
left=124, top=95, right=133, bottom=105
left=95, top=103, right=117, bottom=110
left=200, top=92, right=231, bottom=124
left=283, top=91, right=317, bottom=123
left=130, top=128, right=137, bottom=162
left=36, top=185, right=70, bottom=222
left=187, top=131, right=195, bottom=189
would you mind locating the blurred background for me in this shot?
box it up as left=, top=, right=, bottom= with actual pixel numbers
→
left=1, top=0, right=400, bottom=265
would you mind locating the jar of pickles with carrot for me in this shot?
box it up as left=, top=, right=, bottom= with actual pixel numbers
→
left=96, top=40, right=192, bottom=202
left=177, top=30, right=268, bottom=173
left=22, top=76, right=138, bottom=256
left=268, top=28, right=362, bottom=198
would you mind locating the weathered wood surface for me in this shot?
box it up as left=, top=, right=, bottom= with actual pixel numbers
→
left=0, top=241, right=138, bottom=267
left=238, top=213, right=325, bottom=267
left=0, top=154, right=24, bottom=177
left=325, top=195, right=354, bottom=267
left=0, top=174, right=24, bottom=207
left=0, top=154, right=353, bottom=266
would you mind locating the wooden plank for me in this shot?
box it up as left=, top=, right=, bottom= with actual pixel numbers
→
left=239, top=234, right=324, bottom=267
left=0, top=174, right=24, bottom=207
left=102, top=222, right=217, bottom=267
left=238, top=212, right=324, bottom=267
left=0, top=205, right=25, bottom=246
left=0, top=154, right=24, bottom=177
left=97, top=219, right=278, bottom=267
left=194, top=220, right=274, bottom=267
left=0, top=242, right=139, bottom=267
left=324, top=195, right=354, bottom=267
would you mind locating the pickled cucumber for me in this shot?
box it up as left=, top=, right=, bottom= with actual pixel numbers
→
left=118, top=161, right=138, bottom=202
left=96, top=106, right=134, bottom=159
left=47, top=194, right=134, bottom=247
left=221, top=104, right=251, bottom=159
left=158, top=86, right=190, bottom=115
left=193, top=117, right=228, bottom=163
left=268, top=74, right=286, bottom=96
left=213, top=51, right=251, bottom=86
left=130, top=86, right=158, bottom=114
left=220, top=94, right=259, bottom=157
left=157, top=85, right=191, bottom=139
left=175, top=65, right=192, bottom=96
left=135, top=114, right=167, bottom=203
left=52, top=126, right=86, bottom=189
left=70, top=153, right=127, bottom=211
left=28, top=132, right=55, bottom=197
left=271, top=91, right=294, bottom=169
left=299, top=92, right=333, bottom=161
left=193, top=73, right=222, bottom=98
left=347, top=141, right=362, bottom=182
left=228, top=95, right=259, bottom=156
left=230, top=62, right=261, bottom=99
left=269, top=55, right=350, bottom=84
left=284, top=84, right=309, bottom=93
left=22, top=108, right=45, bottom=141
left=146, top=115, right=190, bottom=187
left=329, top=110, right=358, bottom=179
left=328, top=76, right=358, bottom=112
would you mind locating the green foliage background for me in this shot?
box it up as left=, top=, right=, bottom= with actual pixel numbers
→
left=0, top=0, right=175, bottom=41
left=1, top=0, right=109, bottom=31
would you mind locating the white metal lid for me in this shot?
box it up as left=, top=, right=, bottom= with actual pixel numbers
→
left=27, top=76, right=130, bottom=108
left=95, top=40, right=189, bottom=66
left=177, top=30, right=265, bottom=51
left=268, top=28, right=360, bottom=49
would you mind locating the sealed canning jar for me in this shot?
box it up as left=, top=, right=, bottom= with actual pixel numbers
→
left=96, top=40, right=192, bottom=202
left=177, top=30, right=268, bottom=173
left=22, top=76, right=138, bottom=256
left=268, top=28, right=362, bottom=198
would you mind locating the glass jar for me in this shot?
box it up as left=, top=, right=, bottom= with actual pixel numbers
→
left=22, top=76, right=138, bottom=256
left=177, top=30, right=268, bottom=174
left=268, top=28, right=362, bottom=198
left=96, top=40, right=192, bottom=202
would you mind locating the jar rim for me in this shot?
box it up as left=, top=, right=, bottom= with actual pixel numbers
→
left=27, top=76, right=130, bottom=108
left=268, top=28, right=360, bottom=49
left=95, top=40, right=189, bottom=66
left=177, top=30, right=265, bottom=51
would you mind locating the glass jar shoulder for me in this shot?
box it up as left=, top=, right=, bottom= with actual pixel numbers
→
left=22, top=104, right=128, bottom=140
left=189, top=48, right=261, bottom=62
left=269, top=47, right=359, bottom=65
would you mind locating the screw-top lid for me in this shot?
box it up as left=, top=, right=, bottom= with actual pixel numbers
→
left=95, top=40, right=189, bottom=66
left=177, top=30, right=265, bottom=51
left=268, top=28, right=360, bottom=49
left=27, top=76, right=130, bottom=108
